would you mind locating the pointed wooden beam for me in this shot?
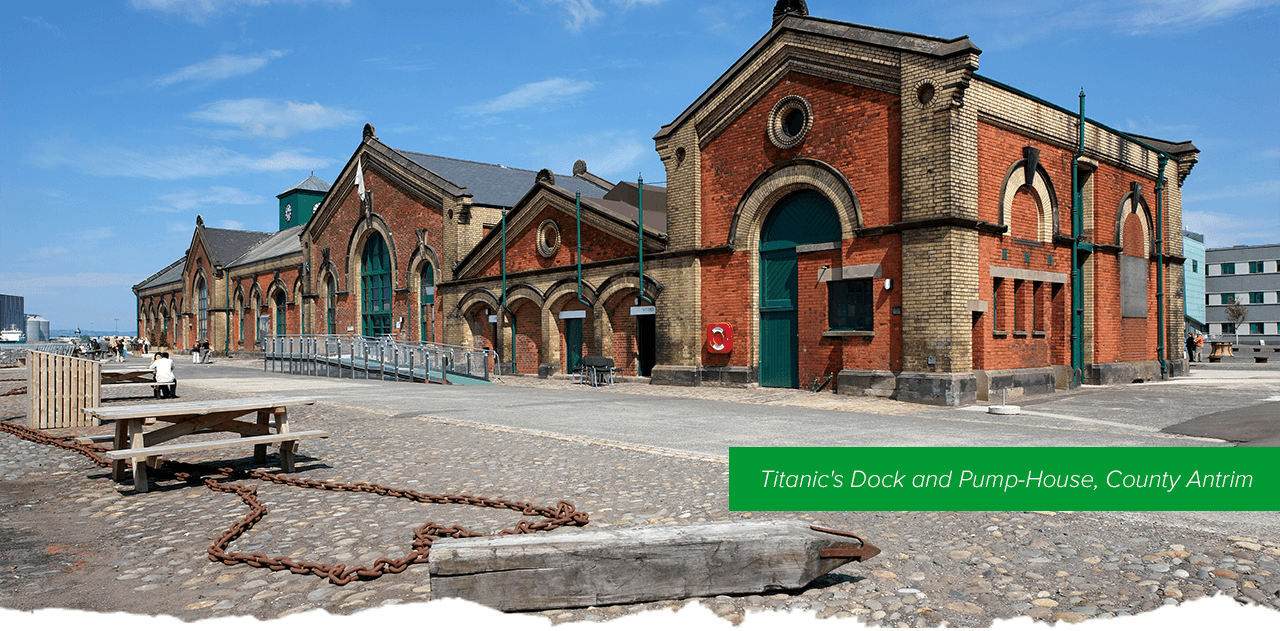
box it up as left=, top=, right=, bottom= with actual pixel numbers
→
left=428, top=519, right=879, bottom=612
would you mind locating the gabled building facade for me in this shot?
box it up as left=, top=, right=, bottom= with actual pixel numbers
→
left=136, top=2, right=1199, bottom=405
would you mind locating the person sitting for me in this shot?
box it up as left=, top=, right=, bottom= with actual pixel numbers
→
left=150, top=352, right=177, bottom=398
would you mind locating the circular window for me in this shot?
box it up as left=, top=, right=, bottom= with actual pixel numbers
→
left=768, top=95, right=813, bottom=149
left=536, top=219, right=561, bottom=258
left=914, top=81, right=937, bottom=108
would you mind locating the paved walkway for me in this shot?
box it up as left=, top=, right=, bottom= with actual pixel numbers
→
left=0, top=356, right=1277, bottom=628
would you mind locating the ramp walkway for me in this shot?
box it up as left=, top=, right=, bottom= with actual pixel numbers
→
left=263, top=335, right=496, bottom=386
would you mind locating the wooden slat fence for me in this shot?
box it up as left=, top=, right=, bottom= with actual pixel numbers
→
left=27, top=350, right=101, bottom=429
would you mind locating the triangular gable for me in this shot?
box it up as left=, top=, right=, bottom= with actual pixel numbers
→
left=455, top=183, right=666, bottom=280
left=304, top=131, right=469, bottom=242
left=655, top=14, right=978, bottom=146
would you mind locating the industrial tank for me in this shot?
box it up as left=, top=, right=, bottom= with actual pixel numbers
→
left=25, top=315, right=50, bottom=342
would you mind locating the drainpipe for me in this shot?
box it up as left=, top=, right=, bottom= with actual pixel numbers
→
left=1070, top=90, right=1087, bottom=388
left=224, top=269, right=230, bottom=357
left=576, top=191, right=591, bottom=308
left=1156, top=155, right=1168, bottom=378
left=637, top=175, right=653, bottom=305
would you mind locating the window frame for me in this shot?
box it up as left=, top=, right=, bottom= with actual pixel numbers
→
left=1220, top=262, right=1236, bottom=275
left=827, top=278, right=874, bottom=332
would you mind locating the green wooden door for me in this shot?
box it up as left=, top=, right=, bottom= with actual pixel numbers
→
left=361, top=233, right=392, bottom=337
left=757, top=190, right=840, bottom=388
left=565, top=318, right=583, bottom=372
left=759, top=249, right=798, bottom=388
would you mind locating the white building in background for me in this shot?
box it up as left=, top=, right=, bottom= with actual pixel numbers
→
left=1205, top=244, right=1280, bottom=345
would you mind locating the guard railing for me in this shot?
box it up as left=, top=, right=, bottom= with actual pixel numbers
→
left=263, top=335, right=495, bottom=384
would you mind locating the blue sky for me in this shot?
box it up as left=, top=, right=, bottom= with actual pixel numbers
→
left=1, top=0, right=1277, bottom=332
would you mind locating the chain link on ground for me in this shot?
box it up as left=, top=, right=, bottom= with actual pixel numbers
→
left=0, top=417, right=589, bottom=588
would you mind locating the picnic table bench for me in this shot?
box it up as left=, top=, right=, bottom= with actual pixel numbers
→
left=100, top=367, right=156, bottom=385
left=82, top=396, right=325, bottom=492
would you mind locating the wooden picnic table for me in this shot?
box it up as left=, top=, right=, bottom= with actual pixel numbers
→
left=82, top=396, right=325, bottom=493
left=99, top=366, right=156, bottom=385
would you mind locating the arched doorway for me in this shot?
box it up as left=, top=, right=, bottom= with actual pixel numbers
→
left=361, top=233, right=393, bottom=337
left=758, top=190, right=841, bottom=388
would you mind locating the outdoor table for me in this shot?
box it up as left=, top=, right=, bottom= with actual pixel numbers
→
left=83, top=397, right=323, bottom=492
left=1208, top=341, right=1234, bottom=362
left=99, top=367, right=156, bottom=385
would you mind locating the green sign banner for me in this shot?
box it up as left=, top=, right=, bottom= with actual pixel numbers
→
left=728, top=447, right=1280, bottom=511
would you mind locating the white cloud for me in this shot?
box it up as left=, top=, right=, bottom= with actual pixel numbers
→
left=151, top=186, right=268, bottom=213
left=154, top=50, right=287, bottom=87
left=524, top=130, right=650, bottom=180
left=0, top=272, right=146, bottom=291
left=31, top=137, right=331, bottom=180
left=1183, top=179, right=1280, bottom=203
left=469, top=78, right=596, bottom=116
left=132, top=0, right=350, bottom=23
left=188, top=98, right=361, bottom=138
left=546, top=0, right=605, bottom=32
left=217, top=219, right=246, bottom=229
left=1184, top=206, right=1280, bottom=248
left=22, top=16, right=60, bottom=31
left=1119, top=0, right=1280, bottom=32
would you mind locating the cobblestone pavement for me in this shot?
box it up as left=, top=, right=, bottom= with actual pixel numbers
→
left=0, top=365, right=1278, bottom=628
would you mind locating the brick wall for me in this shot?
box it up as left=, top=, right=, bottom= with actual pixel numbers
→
left=306, top=162, right=444, bottom=342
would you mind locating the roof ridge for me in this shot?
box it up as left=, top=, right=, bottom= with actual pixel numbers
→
left=398, top=149, right=592, bottom=180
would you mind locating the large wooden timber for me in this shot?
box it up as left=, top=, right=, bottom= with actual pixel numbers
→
left=428, top=519, right=879, bottom=611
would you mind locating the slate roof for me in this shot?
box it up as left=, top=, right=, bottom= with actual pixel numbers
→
left=398, top=152, right=611, bottom=208
left=202, top=227, right=274, bottom=267
left=1125, top=134, right=1199, bottom=158
left=279, top=174, right=332, bottom=197
left=229, top=225, right=305, bottom=268
left=135, top=257, right=187, bottom=292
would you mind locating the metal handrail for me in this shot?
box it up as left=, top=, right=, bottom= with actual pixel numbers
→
left=263, top=335, right=495, bottom=384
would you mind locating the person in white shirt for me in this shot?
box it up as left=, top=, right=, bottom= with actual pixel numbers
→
left=150, top=352, right=177, bottom=398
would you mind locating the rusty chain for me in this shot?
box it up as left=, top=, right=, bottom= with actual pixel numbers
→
left=0, top=419, right=590, bottom=586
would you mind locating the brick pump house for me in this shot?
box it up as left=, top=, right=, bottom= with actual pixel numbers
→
left=135, top=2, right=1199, bottom=405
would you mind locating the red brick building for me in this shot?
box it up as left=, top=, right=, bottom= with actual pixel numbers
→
left=136, top=4, right=1198, bottom=405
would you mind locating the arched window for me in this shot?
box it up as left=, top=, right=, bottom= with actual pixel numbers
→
left=196, top=278, right=209, bottom=342
left=275, top=292, right=286, bottom=335
left=326, top=275, right=337, bottom=336
left=235, top=295, right=244, bottom=346
left=361, top=233, right=392, bottom=337
left=420, top=262, right=435, bottom=342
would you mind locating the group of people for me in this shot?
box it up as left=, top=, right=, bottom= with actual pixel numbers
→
left=1186, top=332, right=1205, bottom=362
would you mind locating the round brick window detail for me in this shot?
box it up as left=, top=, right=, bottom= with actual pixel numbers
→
left=767, top=95, right=813, bottom=150
left=914, top=80, right=937, bottom=108
left=536, top=219, right=561, bottom=258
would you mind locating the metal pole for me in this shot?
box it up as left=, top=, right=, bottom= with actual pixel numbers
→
left=1070, top=89, right=1086, bottom=388
left=1156, top=155, right=1168, bottom=378
left=638, top=174, right=652, bottom=305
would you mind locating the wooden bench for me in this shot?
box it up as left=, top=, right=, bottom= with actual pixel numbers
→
left=83, top=396, right=319, bottom=492
left=106, top=430, right=330, bottom=472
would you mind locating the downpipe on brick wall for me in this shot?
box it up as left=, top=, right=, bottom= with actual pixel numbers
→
left=1071, top=90, right=1086, bottom=388
left=1156, top=155, right=1168, bottom=379
left=576, top=191, right=592, bottom=310
left=638, top=174, right=653, bottom=306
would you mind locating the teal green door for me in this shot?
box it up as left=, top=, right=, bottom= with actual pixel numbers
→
left=565, top=319, right=583, bottom=372
left=759, top=249, right=798, bottom=388
left=758, top=190, right=841, bottom=388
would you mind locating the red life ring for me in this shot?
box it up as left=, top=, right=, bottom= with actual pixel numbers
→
left=707, top=323, right=733, bottom=353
